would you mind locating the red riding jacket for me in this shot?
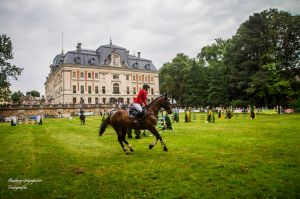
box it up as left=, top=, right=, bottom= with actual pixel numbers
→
left=134, top=89, right=148, bottom=106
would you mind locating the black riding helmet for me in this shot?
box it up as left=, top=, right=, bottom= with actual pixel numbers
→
left=143, top=84, right=150, bottom=89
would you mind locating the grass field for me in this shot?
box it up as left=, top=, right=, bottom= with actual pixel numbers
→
left=0, top=113, right=299, bottom=199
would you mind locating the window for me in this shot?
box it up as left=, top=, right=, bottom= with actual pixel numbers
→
left=81, top=85, right=84, bottom=94
left=95, top=73, right=99, bottom=79
left=75, top=57, right=81, bottom=64
left=132, top=75, right=136, bottom=81
left=139, top=76, right=142, bottom=82
left=103, top=98, right=106, bottom=104
left=151, top=77, right=154, bottom=82
left=88, top=98, right=91, bottom=104
left=133, top=87, right=136, bottom=94
left=88, top=86, right=91, bottom=94
left=80, top=72, right=84, bottom=79
left=133, top=62, right=138, bottom=68
left=145, top=76, right=147, bottom=82
left=72, top=72, right=76, bottom=78
left=151, top=88, right=154, bottom=95
left=73, top=85, right=76, bottom=94
left=102, top=86, right=105, bottom=94
left=113, top=83, right=120, bottom=94
left=89, top=58, right=95, bottom=65
left=127, top=98, right=130, bottom=104
left=73, top=97, right=76, bottom=104
left=80, top=97, right=84, bottom=104
left=95, top=97, right=98, bottom=104
left=112, top=54, right=120, bottom=66
left=126, top=75, right=129, bottom=80
left=95, top=86, right=98, bottom=94
left=113, top=74, right=119, bottom=79
left=110, top=98, right=116, bottom=104
left=88, top=73, right=92, bottom=79
left=126, top=87, right=129, bottom=94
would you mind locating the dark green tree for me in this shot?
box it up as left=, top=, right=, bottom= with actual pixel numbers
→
left=160, top=9, right=299, bottom=108
left=224, top=9, right=300, bottom=107
left=159, top=53, right=191, bottom=107
left=198, top=38, right=231, bottom=107
left=0, top=34, right=23, bottom=100
left=26, top=90, right=40, bottom=98
left=184, top=59, right=209, bottom=107
left=11, top=90, right=24, bottom=104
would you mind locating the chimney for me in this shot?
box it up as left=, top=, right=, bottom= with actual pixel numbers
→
left=137, top=52, right=141, bottom=58
left=76, top=43, right=82, bottom=51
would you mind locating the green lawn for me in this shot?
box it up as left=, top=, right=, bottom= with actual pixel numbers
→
left=0, top=113, right=299, bottom=198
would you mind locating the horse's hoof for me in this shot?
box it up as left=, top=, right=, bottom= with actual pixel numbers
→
left=125, top=151, right=130, bottom=155
left=149, top=145, right=154, bottom=149
left=163, top=146, right=168, bottom=152
left=130, top=148, right=134, bottom=152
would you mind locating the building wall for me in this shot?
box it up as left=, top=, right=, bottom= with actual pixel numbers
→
left=45, top=64, right=160, bottom=104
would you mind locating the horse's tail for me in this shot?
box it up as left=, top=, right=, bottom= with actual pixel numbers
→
left=99, top=116, right=110, bottom=136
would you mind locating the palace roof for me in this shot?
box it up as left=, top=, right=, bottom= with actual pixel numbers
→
left=51, top=42, right=157, bottom=72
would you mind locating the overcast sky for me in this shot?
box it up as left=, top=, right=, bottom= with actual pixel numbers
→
left=1, top=0, right=299, bottom=95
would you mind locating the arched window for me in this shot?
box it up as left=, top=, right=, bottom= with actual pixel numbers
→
left=113, top=83, right=120, bottom=94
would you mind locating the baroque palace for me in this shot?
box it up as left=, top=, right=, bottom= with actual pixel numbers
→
left=45, top=41, right=160, bottom=105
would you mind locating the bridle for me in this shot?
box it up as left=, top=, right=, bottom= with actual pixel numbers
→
left=145, top=96, right=171, bottom=117
left=160, top=97, right=170, bottom=112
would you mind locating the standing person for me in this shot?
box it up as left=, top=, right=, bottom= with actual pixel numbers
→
left=133, top=84, right=150, bottom=119
left=80, top=108, right=84, bottom=116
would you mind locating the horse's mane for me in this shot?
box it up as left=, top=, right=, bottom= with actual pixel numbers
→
left=146, top=95, right=164, bottom=108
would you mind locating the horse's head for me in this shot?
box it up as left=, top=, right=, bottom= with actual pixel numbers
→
left=162, top=94, right=173, bottom=114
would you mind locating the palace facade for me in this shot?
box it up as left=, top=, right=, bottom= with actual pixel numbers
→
left=45, top=41, right=160, bottom=105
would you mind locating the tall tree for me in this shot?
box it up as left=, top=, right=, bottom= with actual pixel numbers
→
left=0, top=34, right=23, bottom=101
left=226, top=9, right=300, bottom=107
left=160, top=9, right=299, bottom=108
left=159, top=53, right=191, bottom=107
left=184, top=59, right=209, bottom=107
left=198, top=38, right=230, bottom=107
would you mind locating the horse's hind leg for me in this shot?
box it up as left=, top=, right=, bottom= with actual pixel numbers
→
left=115, top=128, right=129, bottom=155
left=121, top=128, right=133, bottom=152
left=117, top=134, right=129, bottom=155
left=149, top=126, right=168, bottom=152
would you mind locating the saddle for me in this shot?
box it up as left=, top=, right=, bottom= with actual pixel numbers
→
left=128, top=105, right=146, bottom=119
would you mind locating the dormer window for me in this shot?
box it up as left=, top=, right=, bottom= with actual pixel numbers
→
left=104, top=55, right=111, bottom=65
left=112, top=53, right=121, bottom=66
left=144, top=63, right=150, bottom=70
left=75, top=57, right=81, bottom=64
left=133, top=62, right=138, bottom=68
left=89, top=58, right=95, bottom=65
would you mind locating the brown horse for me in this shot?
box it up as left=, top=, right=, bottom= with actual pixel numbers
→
left=99, top=94, right=173, bottom=154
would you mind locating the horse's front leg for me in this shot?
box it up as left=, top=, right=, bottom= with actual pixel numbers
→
left=148, top=126, right=168, bottom=152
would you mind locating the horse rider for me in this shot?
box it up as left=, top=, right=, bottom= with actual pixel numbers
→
left=80, top=108, right=84, bottom=116
left=133, top=83, right=150, bottom=119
